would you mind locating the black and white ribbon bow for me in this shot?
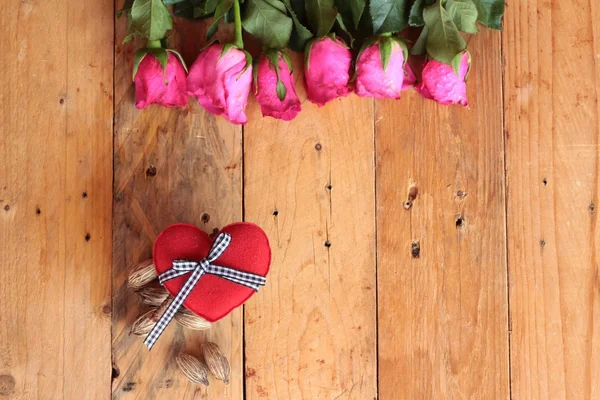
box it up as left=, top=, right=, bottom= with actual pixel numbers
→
left=144, top=232, right=267, bottom=350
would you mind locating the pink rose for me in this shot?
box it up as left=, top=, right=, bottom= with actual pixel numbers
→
left=355, top=39, right=410, bottom=99
left=254, top=54, right=301, bottom=121
left=187, top=44, right=253, bottom=125
left=134, top=52, right=188, bottom=109
left=402, top=63, right=416, bottom=91
left=416, top=51, right=470, bottom=107
left=304, top=37, right=352, bottom=106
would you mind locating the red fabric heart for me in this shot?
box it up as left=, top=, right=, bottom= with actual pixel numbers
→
left=153, top=222, right=271, bottom=322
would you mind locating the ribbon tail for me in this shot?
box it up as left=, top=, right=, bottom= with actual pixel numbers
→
left=218, top=276, right=263, bottom=291
left=144, top=268, right=205, bottom=350
left=158, top=268, right=191, bottom=285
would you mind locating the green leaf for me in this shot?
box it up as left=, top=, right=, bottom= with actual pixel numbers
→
left=243, top=0, right=293, bottom=49
left=117, top=0, right=134, bottom=18
left=304, top=38, right=315, bottom=71
left=408, top=0, right=425, bottom=26
left=167, top=48, right=188, bottom=72
left=350, top=0, right=366, bottom=27
left=282, top=0, right=314, bottom=51
left=263, top=50, right=287, bottom=100
left=163, top=0, right=186, bottom=4
left=335, top=0, right=365, bottom=28
left=173, top=1, right=217, bottom=20
left=149, top=48, right=169, bottom=72
left=242, top=50, right=254, bottom=74
left=447, top=0, right=479, bottom=34
left=132, top=48, right=150, bottom=80
left=353, top=6, right=374, bottom=44
left=423, top=0, right=466, bottom=64
left=282, top=50, right=293, bottom=72
left=333, top=1, right=357, bottom=48
left=290, top=0, right=308, bottom=25
left=472, top=0, right=504, bottom=29
left=207, top=0, right=233, bottom=40
left=451, top=50, right=462, bottom=75
left=224, top=6, right=235, bottom=22
left=205, top=0, right=220, bottom=11
left=276, top=80, right=287, bottom=100
left=380, top=38, right=392, bottom=71
left=370, top=0, right=409, bottom=34
left=130, top=0, right=173, bottom=40
left=451, top=49, right=471, bottom=77
left=410, top=25, right=428, bottom=54
left=335, top=13, right=357, bottom=48
left=305, top=0, right=338, bottom=37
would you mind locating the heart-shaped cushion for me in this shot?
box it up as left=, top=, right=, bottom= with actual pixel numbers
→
left=153, top=222, right=271, bottom=322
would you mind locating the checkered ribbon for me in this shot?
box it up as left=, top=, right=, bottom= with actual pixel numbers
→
left=143, top=232, right=267, bottom=350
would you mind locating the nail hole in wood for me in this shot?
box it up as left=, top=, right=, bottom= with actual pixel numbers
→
left=540, top=239, right=546, bottom=248
left=85, top=233, right=91, bottom=241
left=455, top=215, right=464, bottom=228
left=589, top=203, right=595, bottom=214
left=146, top=165, right=157, bottom=177
left=315, top=143, right=322, bottom=151
left=403, top=200, right=412, bottom=210
left=59, top=98, right=65, bottom=105
left=411, top=241, right=420, bottom=258
left=111, top=366, right=120, bottom=381
left=456, top=190, right=467, bottom=199
left=542, top=178, right=547, bottom=186
left=408, top=186, right=418, bottom=201
left=201, top=213, right=210, bottom=224
left=326, top=184, right=332, bottom=190
left=36, top=207, right=41, bottom=215
left=82, top=191, right=88, bottom=199
left=4, top=205, right=9, bottom=211
left=273, top=210, right=279, bottom=216
left=324, top=240, right=331, bottom=248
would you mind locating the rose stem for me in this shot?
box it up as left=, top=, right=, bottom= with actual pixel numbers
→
left=232, top=0, right=243, bottom=49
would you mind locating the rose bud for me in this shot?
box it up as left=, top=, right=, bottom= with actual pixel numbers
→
left=304, top=37, right=352, bottom=106
left=416, top=51, right=471, bottom=107
left=187, top=44, right=253, bottom=125
left=355, top=37, right=411, bottom=99
left=134, top=51, right=188, bottom=109
left=254, top=52, right=301, bottom=121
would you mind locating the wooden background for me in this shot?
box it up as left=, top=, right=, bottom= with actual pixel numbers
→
left=1, top=0, right=599, bottom=399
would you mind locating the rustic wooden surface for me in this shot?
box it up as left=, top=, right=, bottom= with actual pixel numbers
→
left=0, top=0, right=113, bottom=398
left=2, top=0, right=600, bottom=398
left=244, top=58, right=377, bottom=399
left=504, top=1, right=600, bottom=399
left=112, top=17, right=243, bottom=400
left=376, top=29, right=508, bottom=399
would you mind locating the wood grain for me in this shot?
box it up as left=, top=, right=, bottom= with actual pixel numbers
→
left=0, top=0, right=113, bottom=398
left=243, top=57, right=377, bottom=400
left=111, top=17, right=243, bottom=399
left=376, top=31, right=509, bottom=399
left=504, top=1, right=600, bottom=398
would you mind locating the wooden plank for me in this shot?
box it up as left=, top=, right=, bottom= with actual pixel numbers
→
left=504, top=1, right=600, bottom=398
left=376, top=31, right=509, bottom=399
left=111, top=17, right=243, bottom=399
left=243, top=57, right=377, bottom=399
left=0, top=0, right=113, bottom=398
